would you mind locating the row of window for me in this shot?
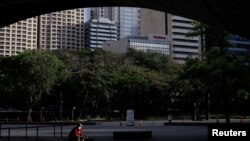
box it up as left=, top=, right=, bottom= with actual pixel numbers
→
left=129, top=41, right=170, bottom=55
left=0, top=44, right=36, bottom=48
left=44, top=18, right=82, bottom=23
left=1, top=39, right=36, bottom=43
left=0, top=28, right=37, bottom=32
left=173, top=50, right=199, bottom=55
left=0, top=46, right=34, bottom=49
left=42, top=44, right=83, bottom=48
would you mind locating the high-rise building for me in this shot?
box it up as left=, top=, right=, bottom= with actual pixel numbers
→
left=0, top=17, right=38, bottom=56
left=139, top=8, right=166, bottom=36
left=0, top=8, right=84, bottom=56
left=111, top=7, right=140, bottom=39
left=90, top=7, right=111, bottom=20
left=228, top=35, right=250, bottom=56
left=139, top=9, right=201, bottom=63
left=85, top=7, right=140, bottom=39
left=40, top=8, right=84, bottom=50
left=85, top=18, right=117, bottom=49
left=167, top=14, right=201, bottom=63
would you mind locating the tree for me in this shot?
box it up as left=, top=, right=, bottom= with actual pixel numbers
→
left=180, top=57, right=212, bottom=120
left=206, top=47, right=249, bottom=123
left=0, top=50, right=67, bottom=121
left=186, top=22, right=238, bottom=123
left=109, top=49, right=181, bottom=117
left=187, top=22, right=231, bottom=60
left=53, top=48, right=120, bottom=119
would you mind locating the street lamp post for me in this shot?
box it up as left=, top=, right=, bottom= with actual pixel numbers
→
left=40, top=107, right=45, bottom=122
left=72, top=107, right=76, bottom=122
left=60, top=100, right=63, bottom=121
left=60, top=92, right=63, bottom=121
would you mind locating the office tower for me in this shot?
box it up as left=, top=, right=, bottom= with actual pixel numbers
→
left=40, top=8, right=84, bottom=50
left=85, top=18, right=117, bottom=49
left=91, top=7, right=111, bottom=19
left=85, top=7, right=112, bottom=22
left=85, top=7, right=140, bottom=39
left=112, top=7, right=140, bottom=39
left=167, top=14, right=201, bottom=63
left=139, top=8, right=166, bottom=36
left=0, top=17, right=38, bottom=56
left=138, top=8, right=201, bottom=63
left=228, top=35, right=250, bottom=56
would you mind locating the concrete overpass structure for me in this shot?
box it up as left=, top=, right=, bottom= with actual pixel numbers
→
left=0, top=0, right=250, bottom=39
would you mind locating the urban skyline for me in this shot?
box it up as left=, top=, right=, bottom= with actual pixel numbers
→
left=1, top=7, right=249, bottom=63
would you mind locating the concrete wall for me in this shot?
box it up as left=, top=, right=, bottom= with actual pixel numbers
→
left=102, top=37, right=128, bottom=54
left=140, top=8, right=166, bottom=36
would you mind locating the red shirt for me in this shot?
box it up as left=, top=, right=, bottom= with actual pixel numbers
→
left=75, top=128, right=83, bottom=137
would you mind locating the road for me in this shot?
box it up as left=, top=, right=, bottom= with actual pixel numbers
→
left=0, top=121, right=208, bottom=141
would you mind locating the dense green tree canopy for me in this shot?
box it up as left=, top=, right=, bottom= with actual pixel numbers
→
left=0, top=50, right=67, bottom=121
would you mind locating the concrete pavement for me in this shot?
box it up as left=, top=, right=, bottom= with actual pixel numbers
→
left=1, top=119, right=250, bottom=141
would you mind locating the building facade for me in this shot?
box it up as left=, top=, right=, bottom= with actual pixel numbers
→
left=85, top=7, right=112, bottom=21
left=40, top=8, right=84, bottom=50
left=111, top=7, right=140, bottom=39
left=167, top=14, right=201, bottom=63
left=85, top=7, right=140, bottom=39
left=0, top=17, right=38, bottom=56
left=103, top=34, right=170, bottom=55
left=85, top=18, right=117, bottom=49
left=228, top=35, right=250, bottom=56
left=0, top=8, right=84, bottom=56
left=139, top=8, right=166, bottom=36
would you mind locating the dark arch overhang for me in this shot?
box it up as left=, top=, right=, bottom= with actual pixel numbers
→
left=0, top=0, right=250, bottom=38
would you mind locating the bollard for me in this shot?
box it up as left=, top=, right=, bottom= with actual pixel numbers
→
left=42, top=117, right=45, bottom=123
left=168, top=114, right=172, bottom=125
left=120, top=121, right=123, bottom=126
left=139, top=121, right=143, bottom=127
left=240, top=116, right=243, bottom=124
left=216, top=117, right=219, bottom=123
left=17, top=117, right=20, bottom=123
left=6, top=117, right=9, bottom=122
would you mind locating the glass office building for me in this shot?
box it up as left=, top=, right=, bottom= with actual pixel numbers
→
left=85, top=7, right=140, bottom=39
left=103, top=34, right=170, bottom=55
left=112, top=7, right=140, bottom=39
left=228, top=35, right=250, bottom=56
left=128, top=36, right=170, bottom=55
